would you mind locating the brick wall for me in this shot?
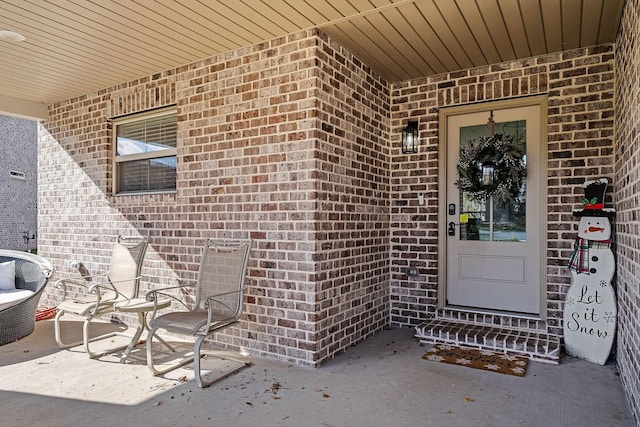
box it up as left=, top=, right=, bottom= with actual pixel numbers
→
left=39, top=29, right=390, bottom=366
left=614, top=0, right=640, bottom=421
left=389, top=46, right=616, bottom=341
left=0, top=114, right=37, bottom=251
left=313, top=32, right=391, bottom=361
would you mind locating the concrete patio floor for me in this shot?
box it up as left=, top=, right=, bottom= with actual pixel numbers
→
left=0, top=318, right=635, bottom=427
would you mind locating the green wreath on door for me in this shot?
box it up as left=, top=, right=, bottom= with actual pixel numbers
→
left=455, top=134, right=527, bottom=206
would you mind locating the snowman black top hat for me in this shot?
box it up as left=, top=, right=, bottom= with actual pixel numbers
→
left=572, top=177, right=616, bottom=217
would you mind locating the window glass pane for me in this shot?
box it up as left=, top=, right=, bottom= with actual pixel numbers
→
left=492, top=120, right=526, bottom=242
left=146, top=115, right=177, bottom=149
left=458, top=120, right=526, bottom=242
left=115, top=109, right=177, bottom=194
left=459, top=193, right=489, bottom=241
left=117, top=157, right=177, bottom=193
left=116, top=112, right=177, bottom=156
left=459, top=123, right=490, bottom=241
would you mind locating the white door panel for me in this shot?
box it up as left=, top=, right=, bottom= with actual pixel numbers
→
left=441, top=98, right=546, bottom=315
left=458, top=254, right=525, bottom=282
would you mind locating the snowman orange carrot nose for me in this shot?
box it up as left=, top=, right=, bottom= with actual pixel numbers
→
left=587, top=226, right=605, bottom=232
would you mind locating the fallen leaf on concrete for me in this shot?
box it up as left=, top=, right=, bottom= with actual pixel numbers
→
left=270, top=382, right=282, bottom=393
left=322, top=393, right=330, bottom=398
left=464, top=397, right=474, bottom=402
left=178, top=375, right=187, bottom=382
left=154, top=401, right=163, bottom=406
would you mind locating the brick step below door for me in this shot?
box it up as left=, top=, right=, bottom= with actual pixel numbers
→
left=414, top=319, right=561, bottom=364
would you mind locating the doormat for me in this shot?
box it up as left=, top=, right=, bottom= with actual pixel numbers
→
left=422, top=344, right=528, bottom=377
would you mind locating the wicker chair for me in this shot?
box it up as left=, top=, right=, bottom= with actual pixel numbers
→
left=0, top=250, right=54, bottom=346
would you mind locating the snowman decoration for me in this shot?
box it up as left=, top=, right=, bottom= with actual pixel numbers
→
left=564, top=178, right=616, bottom=365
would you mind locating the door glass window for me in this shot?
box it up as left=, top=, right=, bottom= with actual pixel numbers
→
left=458, top=120, right=526, bottom=242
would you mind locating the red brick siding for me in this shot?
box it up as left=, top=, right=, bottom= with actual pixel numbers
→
left=614, top=0, right=640, bottom=421
left=313, top=32, right=391, bottom=361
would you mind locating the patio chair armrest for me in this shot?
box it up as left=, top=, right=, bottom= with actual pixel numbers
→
left=204, top=287, right=246, bottom=317
left=145, top=285, right=193, bottom=320
left=55, top=278, right=111, bottom=311
left=55, top=277, right=97, bottom=296
left=106, top=274, right=142, bottom=285
left=145, top=287, right=187, bottom=305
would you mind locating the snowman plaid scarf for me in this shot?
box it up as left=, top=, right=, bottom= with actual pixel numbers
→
left=568, top=238, right=611, bottom=273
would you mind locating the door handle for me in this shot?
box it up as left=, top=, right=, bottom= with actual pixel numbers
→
left=448, top=222, right=456, bottom=236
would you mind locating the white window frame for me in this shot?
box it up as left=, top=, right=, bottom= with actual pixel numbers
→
left=113, top=106, right=177, bottom=195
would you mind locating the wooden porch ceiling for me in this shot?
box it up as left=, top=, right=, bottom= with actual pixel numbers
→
left=0, top=0, right=624, bottom=119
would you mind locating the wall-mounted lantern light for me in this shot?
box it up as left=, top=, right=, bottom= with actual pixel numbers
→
left=402, top=120, right=419, bottom=154
left=481, top=161, right=496, bottom=186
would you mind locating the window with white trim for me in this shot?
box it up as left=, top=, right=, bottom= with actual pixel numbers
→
left=114, top=107, right=177, bottom=194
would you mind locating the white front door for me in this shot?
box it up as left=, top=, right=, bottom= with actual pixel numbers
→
left=440, top=97, right=547, bottom=315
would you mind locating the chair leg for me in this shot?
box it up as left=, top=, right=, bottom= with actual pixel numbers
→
left=193, top=335, right=251, bottom=389
left=54, top=309, right=83, bottom=349
left=118, top=312, right=146, bottom=363
left=146, top=325, right=194, bottom=376
left=82, top=317, right=131, bottom=359
left=153, top=334, right=176, bottom=352
left=146, top=327, right=250, bottom=388
left=54, top=308, right=131, bottom=358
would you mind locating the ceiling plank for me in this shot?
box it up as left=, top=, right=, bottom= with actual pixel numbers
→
left=54, top=0, right=212, bottom=60
left=455, top=0, right=501, bottom=65
left=326, top=20, right=407, bottom=81
left=0, top=42, right=138, bottom=89
left=395, top=1, right=453, bottom=74
left=321, top=0, right=359, bottom=19
left=476, top=0, right=516, bottom=63
left=540, top=0, right=563, bottom=52
left=519, top=0, right=547, bottom=56
left=345, top=18, right=413, bottom=80
left=103, top=0, right=234, bottom=54
left=598, top=0, right=625, bottom=43
left=387, top=6, right=440, bottom=75
left=2, top=1, right=194, bottom=67
left=153, top=0, right=266, bottom=47
left=414, top=0, right=473, bottom=71
left=243, top=0, right=312, bottom=33
left=497, top=0, right=531, bottom=59
left=581, top=0, right=604, bottom=47
left=0, top=17, right=152, bottom=80
left=361, top=12, right=423, bottom=76
left=433, top=0, right=486, bottom=66
left=562, top=0, right=583, bottom=50
left=280, top=0, right=337, bottom=24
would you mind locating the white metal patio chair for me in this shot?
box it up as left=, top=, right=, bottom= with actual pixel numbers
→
left=54, top=235, right=148, bottom=358
left=145, top=239, right=251, bottom=388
